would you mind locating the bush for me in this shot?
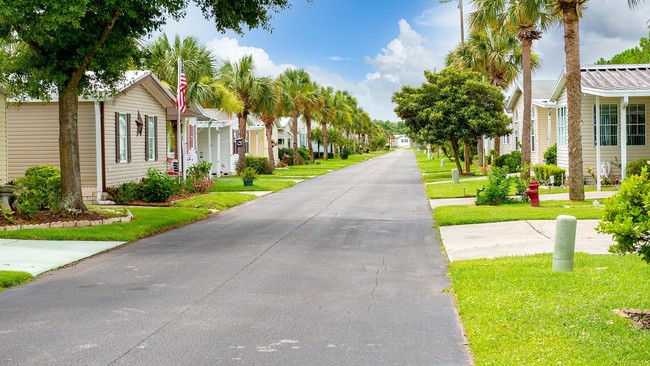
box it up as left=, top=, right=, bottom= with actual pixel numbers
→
left=543, top=144, right=557, bottom=165
left=241, top=167, right=257, bottom=182
left=625, top=157, right=650, bottom=178
left=278, top=148, right=305, bottom=166
left=315, top=152, right=334, bottom=159
left=245, top=156, right=273, bottom=174
left=298, top=147, right=309, bottom=161
left=106, top=181, right=142, bottom=204
left=597, top=167, right=650, bottom=263
left=340, top=147, right=353, bottom=160
left=532, top=164, right=565, bottom=186
left=187, top=160, right=212, bottom=181
left=369, top=135, right=388, bottom=151
left=12, top=165, right=61, bottom=217
left=476, top=167, right=515, bottom=206
left=141, top=168, right=175, bottom=203
left=494, top=151, right=522, bottom=173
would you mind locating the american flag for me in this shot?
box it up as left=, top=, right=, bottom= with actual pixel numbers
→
left=177, top=61, right=188, bottom=113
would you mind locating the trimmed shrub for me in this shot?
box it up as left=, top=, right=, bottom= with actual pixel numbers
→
left=494, top=151, right=522, bottom=173
left=369, top=135, right=388, bottom=151
left=241, top=167, right=257, bottom=182
left=626, top=157, right=650, bottom=178
left=597, top=167, right=650, bottom=263
left=141, top=168, right=175, bottom=203
left=543, top=144, right=557, bottom=165
left=245, top=156, right=273, bottom=174
left=532, top=164, right=565, bottom=186
left=340, top=147, right=353, bottom=160
left=298, top=147, right=309, bottom=161
left=12, top=165, right=61, bottom=217
left=476, top=167, right=514, bottom=206
left=107, top=181, right=142, bottom=204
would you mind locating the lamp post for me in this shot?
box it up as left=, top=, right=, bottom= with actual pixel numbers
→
left=439, top=0, right=464, bottom=46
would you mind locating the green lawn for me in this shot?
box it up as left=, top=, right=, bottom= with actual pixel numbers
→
left=416, top=152, right=481, bottom=175
left=0, top=270, right=33, bottom=292
left=427, top=180, right=619, bottom=199
left=450, top=254, right=650, bottom=365
left=0, top=207, right=210, bottom=241
left=210, top=178, right=296, bottom=192
left=174, top=192, right=256, bottom=210
left=434, top=200, right=604, bottom=226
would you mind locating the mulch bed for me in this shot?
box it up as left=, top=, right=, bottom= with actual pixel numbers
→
left=613, top=309, right=650, bottom=330
left=0, top=211, right=105, bottom=227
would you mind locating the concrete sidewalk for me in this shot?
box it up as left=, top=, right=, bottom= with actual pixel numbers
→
left=433, top=191, right=617, bottom=261
left=0, top=239, right=125, bottom=275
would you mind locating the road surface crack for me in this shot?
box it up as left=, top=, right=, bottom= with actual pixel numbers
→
left=368, top=257, right=386, bottom=312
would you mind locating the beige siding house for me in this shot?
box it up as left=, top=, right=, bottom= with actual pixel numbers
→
left=504, top=80, right=557, bottom=164
left=549, top=64, right=650, bottom=188
left=0, top=87, right=7, bottom=184
left=6, top=71, right=175, bottom=203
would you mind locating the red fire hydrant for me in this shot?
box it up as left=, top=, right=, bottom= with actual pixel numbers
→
left=525, top=179, right=540, bottom=207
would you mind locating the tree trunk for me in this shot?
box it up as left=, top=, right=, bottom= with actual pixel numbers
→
left=292, top=113, right=300, bottom=165
left=464, top=141, right=471, bottom=175
left=494, top=137, right=501, bottom=158
left=264, top=121, right=275, bottom=172
left=322, top=122, right=329, bottom=160
left=237, top=112, right=248, bottom=174
left=305, top=114, right=313, bottom=162
left=59, top=89, right=87, bottom=213
left=521, top=37, right=533, bottom=179
left=477, top=138, right=484, bottom=167
left=451, top=140, right=463, bottom=174
left=563, top=5, right=585, bottom=201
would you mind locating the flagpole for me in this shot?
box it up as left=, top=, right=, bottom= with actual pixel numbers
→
left=176, top=56, right=183, bottom=179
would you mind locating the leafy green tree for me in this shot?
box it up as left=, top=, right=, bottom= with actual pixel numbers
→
left=596, top=31, right=650, bottom=65
left=219, top=55, right=273, bottom=174
left=0, top=0, right=298, bottom=212
left=392, top=68, right=510, bottom=175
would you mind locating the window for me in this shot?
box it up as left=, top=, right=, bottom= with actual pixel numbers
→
left=531, top=108, right=536, bottom=152
left=278, top=138, right=285, bottom=145
left=627, top=104, right=646, bottom=146
left=502, top=134, right=510, bottom=145
left=115, top=112, right=131, bottom=163
left=593, top=104, right=618, bottom=146
left=557, top=107, right=567, bottom=147
left=145, top=115, right=157, bottom=161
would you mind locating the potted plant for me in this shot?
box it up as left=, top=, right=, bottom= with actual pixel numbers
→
left=241, top=167, right=257, bottom=186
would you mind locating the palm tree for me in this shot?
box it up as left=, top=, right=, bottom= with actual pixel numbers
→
left=278, top=69, right=311, bottom=164
left=470, top=0, right=553, bottom=178
left=447, top=27, right=533, bottom=158
left=301, top=81, right=325, bottom=162
left=219, top=55, right=271, bottom=173
left=549, top=0, right=644, bottom=201
left=314, top=86, right=335, bottom=160
left=255, top=78, right=281, bottom=172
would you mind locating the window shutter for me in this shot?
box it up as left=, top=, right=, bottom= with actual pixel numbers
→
left=115, top=112, right=120, bottom=163
left=127, top=113, right=132, bottom=162
left=144, top=115, right=149, bottom=161
left=154, top=116, right=158, bottom=161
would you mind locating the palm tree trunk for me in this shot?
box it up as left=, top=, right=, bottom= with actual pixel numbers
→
left=322, top=122, right=329, bottom=160
left=292, top=114, right=300, bottom=165
left=305, top=115, right=314, bottom=163
left=59, top=89, right=87, bottom=212
left=562, top=4, right=585, bottom=201
left=521, top=37, right=533, bottom=179
left=464, top=141, right=471, bottom=175
left=237, top=112, right=248, bottom=174
left=264, top=121, right=275, bottom=172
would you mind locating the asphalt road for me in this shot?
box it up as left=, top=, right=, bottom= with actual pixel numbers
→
left=0, top=150, right=470, bottom=365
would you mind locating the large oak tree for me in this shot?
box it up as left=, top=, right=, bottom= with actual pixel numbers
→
left=0, top=0, right=299, bottom=212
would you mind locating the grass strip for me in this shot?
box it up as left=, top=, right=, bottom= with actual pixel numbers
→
left=434, top=200, right=603, bottom=226
left=174, top=192, right=256, bottom=210
left=210, top=178, right=296, bottom=192
left=450, top=254, right=650, bottom=365
left=0, top=270, right=33, bottom=291
left=0, top=207, right=209, bottom=242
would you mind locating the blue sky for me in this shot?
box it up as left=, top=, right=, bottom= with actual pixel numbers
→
left=160, top=1, right=650, bottom=121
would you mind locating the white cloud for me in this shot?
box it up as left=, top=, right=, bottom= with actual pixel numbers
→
left=326, top=56, right=354, bottom=62
left=206, top=37, right=296, bottom=78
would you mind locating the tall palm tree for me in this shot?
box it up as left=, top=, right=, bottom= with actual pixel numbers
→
left=549, top=0, right=644, bottom=201
left=255, top=78, right=282, bottom=172
left=314, top=86, right=336, bottom=160
left=447, top=27, right=534, bottom=158
left=278, top=68, right=311, bottom=164
left=219, top=55, right=271, bottom=173
left=471, top=0, right=553, bottom=178
left=301, top=81, right=325, bottom=162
